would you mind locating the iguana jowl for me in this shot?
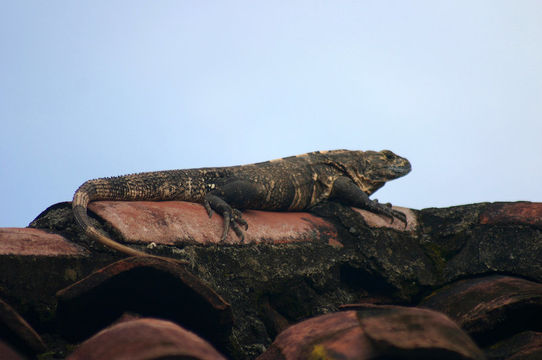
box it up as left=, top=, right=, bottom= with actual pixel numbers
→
left=73, top=150, right=411, bottom=258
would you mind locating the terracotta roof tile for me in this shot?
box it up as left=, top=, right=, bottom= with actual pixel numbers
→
left=0, top=340, right=25, bottom=360
left=353, top=205, right=417, bottom=231
left=420, top=275, right=542, bottom=346
left=479, top=201, right=542, bottom=227
left=258, top=306, right=484, bottom=360
left=88, top=200, right=339, bottom=246
left=56, top=256, right=232, bottom=350
left=66, top=317, right=226, bottom=360
left=0, top=297, right=46, bottom=356
left=484, top=331, right=542, bottom=359
left=0, top=228, right=88, bottom=256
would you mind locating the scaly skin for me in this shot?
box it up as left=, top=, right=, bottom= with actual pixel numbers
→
left=72, top=150, right=411, bottom=259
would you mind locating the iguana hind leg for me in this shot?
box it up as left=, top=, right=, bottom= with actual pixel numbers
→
left=204, top=179, right=270, bottom=241
left=204, top=193, right=249, bottom=242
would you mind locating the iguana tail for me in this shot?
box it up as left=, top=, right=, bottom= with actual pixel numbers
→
left=72, top=180, right=186, bottom=262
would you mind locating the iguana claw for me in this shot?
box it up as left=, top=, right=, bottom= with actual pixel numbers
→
left=219, top=209, right=248, bottom=242
left=203, top=200, right=213, bottom=218
left=371, top=199, right=407, bottom=227
left=391, top=209, right=408, bottom=227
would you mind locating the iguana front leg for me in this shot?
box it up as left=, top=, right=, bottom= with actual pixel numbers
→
left=330, top=176, right=407, bottom=225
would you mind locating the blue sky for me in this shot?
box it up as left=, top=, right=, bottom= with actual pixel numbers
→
left=1, top=1, right=541, bottom=227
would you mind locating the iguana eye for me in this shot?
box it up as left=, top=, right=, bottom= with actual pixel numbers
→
left=381, top=150, right=395, bottom=159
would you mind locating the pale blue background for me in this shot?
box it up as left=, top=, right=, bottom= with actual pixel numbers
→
left=1, top=1, right=541, bottom=227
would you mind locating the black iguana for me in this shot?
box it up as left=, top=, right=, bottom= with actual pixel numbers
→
left=73, top=149, right=411, bottom=258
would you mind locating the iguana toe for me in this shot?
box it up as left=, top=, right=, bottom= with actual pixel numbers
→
left=203, top=200, right=213, bottom=218
left=230, top=222, right=245, bottom=243
left=232, top=209, right=249, bottom=230
left=219, top=211, right=232, bottom=241
left=219, top=209, right=248, bottom=242
left=372, top=201, right=407, bottom=227
left=391, top=209, right=407, bottom=226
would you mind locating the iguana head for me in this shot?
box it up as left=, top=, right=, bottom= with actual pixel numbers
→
left=352, top=150, right=411, bottom=195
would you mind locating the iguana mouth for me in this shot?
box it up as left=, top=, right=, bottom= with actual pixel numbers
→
left=390, top=163, right=411, bottom=176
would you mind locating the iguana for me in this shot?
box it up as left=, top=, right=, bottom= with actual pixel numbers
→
left=73, top=150, right=411, bottom=259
